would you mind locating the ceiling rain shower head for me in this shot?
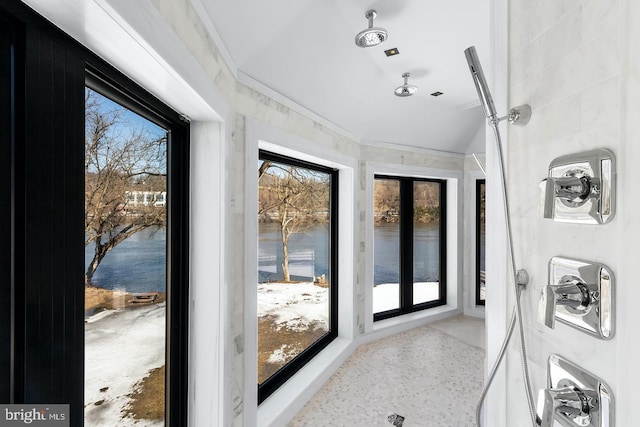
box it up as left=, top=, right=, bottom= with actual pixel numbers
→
left=355, top=10, right=388, bottom=48
left=394, top=72, right=418, bottom=97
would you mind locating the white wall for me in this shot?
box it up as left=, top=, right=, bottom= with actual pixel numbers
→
left=484, top=0, right=510, bottom=424
left=21, top=0, right=487, bottom=425
left=486, top=0, right=632, bottom=424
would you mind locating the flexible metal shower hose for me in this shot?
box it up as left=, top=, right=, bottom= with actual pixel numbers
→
left=475, top=122, right=537, bottom=427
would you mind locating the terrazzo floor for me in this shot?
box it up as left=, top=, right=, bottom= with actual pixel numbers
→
left=288, top=315, right=485, bottom=427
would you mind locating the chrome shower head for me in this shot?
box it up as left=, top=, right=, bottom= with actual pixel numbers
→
left=394, top=72, right=418, bottom=97
left=464, top=46, right=498, bottom=120
left=355, top=10, right=388, bottom=48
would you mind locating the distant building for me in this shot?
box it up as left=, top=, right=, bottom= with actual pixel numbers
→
left=125, top=191, right=166, bottom=207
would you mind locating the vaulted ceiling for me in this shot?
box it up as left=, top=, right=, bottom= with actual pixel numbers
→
left=197, top=0, right=490, bottom=153
left=22, top=0, right=491, bottom=154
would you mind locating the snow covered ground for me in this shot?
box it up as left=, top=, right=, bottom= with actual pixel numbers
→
left=83, top=281, right=440, bottom=425
left=373, top=282, right=440, bottom=312
left=85, top=303, right=165, bottom=426
left=258, top=282, right=329, bottom=331
left=257, top=281, right=440, bottom=322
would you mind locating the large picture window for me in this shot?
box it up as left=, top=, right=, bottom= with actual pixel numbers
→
left=1, top=3, right=189, bottom=424
left=373, top=176, right=446, bottom=321
left=84, top=85, right=170, bottom=424
left=257, top=150, right=338, bottom=403
left=82, top=71, right=189, bottom=425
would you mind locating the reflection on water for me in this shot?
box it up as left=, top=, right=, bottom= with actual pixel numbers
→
left=258, top=222, right=329, bottom=283
left=258, top=221, right=441, bottom=285
left=86, top=222, right=442, bottom=292
left=374, top=222, right=400, bottom=285
left=413, top=222, right=440, bottom=283
left=374, top=222, right=440, bottom=285
left=84, top=227, right=166, bottom=293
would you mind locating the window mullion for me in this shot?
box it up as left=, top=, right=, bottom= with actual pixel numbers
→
left=399, top=179, right=414, bottom=312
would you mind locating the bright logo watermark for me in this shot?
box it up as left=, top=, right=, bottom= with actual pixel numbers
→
left=0, top=405, right=68, bottom=426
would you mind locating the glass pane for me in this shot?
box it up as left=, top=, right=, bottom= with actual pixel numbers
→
left=84, top=88, right=167, bottom=425
left=413, top=181, right=440, bottom=304
left=257, top=158, right=331, bottom=385
left=373, top=179, right=400, bottom=313
left=478, top=181, right=486, bottom=302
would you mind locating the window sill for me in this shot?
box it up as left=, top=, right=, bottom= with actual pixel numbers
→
left=369, top=305, right=461, bottom=343
left=257, top=337, right=355, bottom=427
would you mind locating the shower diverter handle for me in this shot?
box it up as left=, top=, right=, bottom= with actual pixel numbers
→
left=553, top=175, right=593, bottom=202
left=539, top=275, right=592, bottom=329
left=540, top=149, right=615, bottom=224
left=537, top=355, right=612, bottom=427
left=537, top=386, right=596, bottom=427
left=541, top=172, right=598, bottom=219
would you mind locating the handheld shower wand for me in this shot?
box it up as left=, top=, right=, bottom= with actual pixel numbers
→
left=465, top=46, right=499, bottom=121
left=464, top=46, right=531, bottom=127
left=464, top=46, right=536, bottom=427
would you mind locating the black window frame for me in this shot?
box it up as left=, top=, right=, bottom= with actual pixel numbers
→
left=0, top=9, right=20, bottom=403
left=1, top=1, right=190, bottom=425
left=476, top=179, right=486, bottom=306
left=257, top=150, right=338, bottom=404
left=373, top=175, right=447, bottom=321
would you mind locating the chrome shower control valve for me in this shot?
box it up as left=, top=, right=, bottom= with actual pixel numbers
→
left=539, top=149, right=615, bottom=224
left=538, top=385, right=596, bottom=427
left=537, top=355, right=613, bottom=427
left=539, top=257, right=614, bottom=340
left=553, top=169, right=596, bottom=207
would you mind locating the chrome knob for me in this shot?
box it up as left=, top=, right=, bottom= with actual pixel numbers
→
left=538, top=355, right=613, bottom=427
left=539, top=275, right=591, bottom=329
left=537, top=386, right=595, bottom=427
left=554, top=174, right=592, bottom=204
left=539, top=149, right=615, bottom=224
left=541, top=170, right=596, bottom=220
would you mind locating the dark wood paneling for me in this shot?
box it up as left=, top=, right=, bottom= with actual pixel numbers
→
left=1, top=2, right=190, bottom=425
left=21, top=22, right=85, bottom=424
left=0, top=13, right=15, bottom=404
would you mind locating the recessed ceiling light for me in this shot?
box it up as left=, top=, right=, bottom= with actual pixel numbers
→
left=431, top=91, right=444, bottom=97
left=384, top=48, right=399, bottom=57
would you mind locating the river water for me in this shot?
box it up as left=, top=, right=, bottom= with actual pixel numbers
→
left=373, top=222, right=441, bottom=284
left=258, top=222, right=441, bottom=285
left=85, top=227, right=167, bottom=293
left=87, top=222, right=444, bottom=292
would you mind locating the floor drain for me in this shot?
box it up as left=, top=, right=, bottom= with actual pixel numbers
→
left=386, top=412, right=405, bottom=426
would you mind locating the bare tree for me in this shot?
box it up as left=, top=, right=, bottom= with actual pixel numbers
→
left=373, top=180, right=440, bottom=223
left=259, top=161, right=329, bottom=282
left=84, top=89, right=167, bottom=286
left=373, top=180, right=400, bottom=222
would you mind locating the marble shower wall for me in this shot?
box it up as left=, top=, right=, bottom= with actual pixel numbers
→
left=505, top=0, right=640, bottom=424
